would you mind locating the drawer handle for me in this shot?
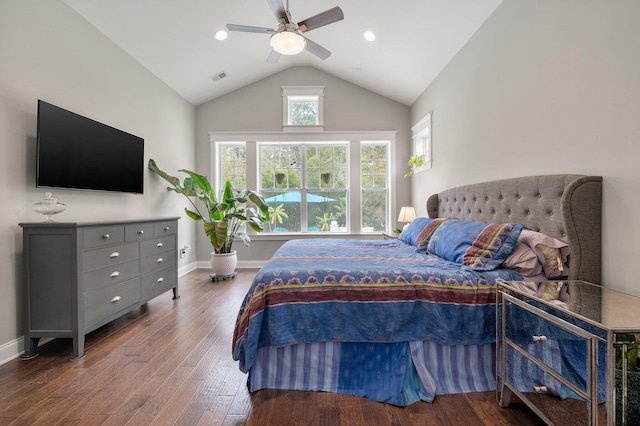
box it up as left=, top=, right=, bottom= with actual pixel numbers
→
left=111, top=296, right=121, bottom=303
left=138, top=230, right=145, bottom=235
left=110, top=252, right=120, bottom=258
left=157, top=258, right=163, bottom=263
left=157, top=277, right=164, bottom=283
left=164, top=226, right=170, bottom=231
left=157, top=243, right=164, bottom=248
left=533, top=335, right=547, bottom=342
left=103, top=234, right=110, bottom=239
left=533, top=386, right=548, bottom=393
left=110, top=271, right=120, bottom=278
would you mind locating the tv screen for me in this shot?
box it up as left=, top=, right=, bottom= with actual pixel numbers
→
left=36, top=100, right=144, bottom=194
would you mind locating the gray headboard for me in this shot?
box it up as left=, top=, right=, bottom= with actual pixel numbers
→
left=426, top=175, right=602, bottom=284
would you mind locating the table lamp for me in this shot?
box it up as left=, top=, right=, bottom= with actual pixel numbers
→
left=398, top=206, right=416, bottom=230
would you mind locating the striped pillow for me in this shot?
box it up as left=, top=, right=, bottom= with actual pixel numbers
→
left=427, top=219, right=525, bottom=270
left=415, top=218, right=452, bottom=253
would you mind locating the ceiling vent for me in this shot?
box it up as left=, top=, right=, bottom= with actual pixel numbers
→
left=210, top=72, right=227, bottom=82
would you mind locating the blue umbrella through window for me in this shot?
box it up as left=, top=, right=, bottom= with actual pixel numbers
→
left=264, top=192, right=336, bottom=204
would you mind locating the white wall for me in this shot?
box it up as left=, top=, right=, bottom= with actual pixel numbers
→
left=0, top=0, right=196, bottom=362
left=195, top=66, right=411, bottom=264
left=410, top=0, right=640, bottom=295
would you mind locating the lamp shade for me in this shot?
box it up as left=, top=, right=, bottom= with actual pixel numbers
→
left=270, top=31, right=306, bottom=55
left=397, top=206, right=416, bottom=223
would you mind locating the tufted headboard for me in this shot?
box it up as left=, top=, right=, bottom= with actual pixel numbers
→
left=426, top=175, right=603, bottom=284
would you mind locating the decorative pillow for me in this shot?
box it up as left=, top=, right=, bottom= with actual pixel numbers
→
left=427, top=219, right=525, bottom=271
left=399, top=217, right=433, bottom=246
left=415, top=218, right=452, bottom=253
left=517, top=229, right=570, bottom=278
left=503, top=241, right=544, bottom=278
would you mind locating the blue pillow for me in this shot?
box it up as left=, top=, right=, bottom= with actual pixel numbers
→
left=427, top=219, right=525, bottom=270
left=399, top=217, right=432, bottom=246
left=415, top=218, right=452, bottom=253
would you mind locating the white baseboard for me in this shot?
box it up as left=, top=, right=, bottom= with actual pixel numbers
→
left=0, top=336, right=55, bottom=366
left=0, top=337, right=23, bottom=365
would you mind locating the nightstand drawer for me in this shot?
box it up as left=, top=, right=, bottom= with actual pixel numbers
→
left=84, top=277, right=140, bottom=328
left=82, top=243, right=139, bottom=272
left=505, top=345, right=591, bottom=426
left=504, top=299, right=591, bottom=384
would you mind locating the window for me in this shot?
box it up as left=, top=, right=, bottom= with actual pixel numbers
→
left=259, top=143, right=348, bottom=233
left=282, top=86, right=324, bottom=130
left=217, top=142, right=246, bottom=190
left=411, top=112, right=432, bottom=172
left=288, top=96, right=318, bottom=125
left=211, top=131, right=395, bottom=235
left=361, top=143, right=389, bottom=232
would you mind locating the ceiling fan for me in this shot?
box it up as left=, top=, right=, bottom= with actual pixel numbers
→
left=226, top=0, right=344, bottom=63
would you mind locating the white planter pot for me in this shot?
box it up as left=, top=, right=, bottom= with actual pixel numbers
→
left=210, top=250, right=237, bottom=277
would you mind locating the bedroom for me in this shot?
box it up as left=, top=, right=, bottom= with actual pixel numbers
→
left=0, top=0, right=638, bottom=423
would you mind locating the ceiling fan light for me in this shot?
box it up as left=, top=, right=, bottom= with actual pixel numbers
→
left=270, top=31, right=306, bottom=55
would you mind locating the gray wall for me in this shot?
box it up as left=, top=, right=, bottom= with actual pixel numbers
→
left=0, top=0, right=197, bottom=362
left=410, top=0, right=640, bottom=295
left=195, top=66, right=411, bottom=264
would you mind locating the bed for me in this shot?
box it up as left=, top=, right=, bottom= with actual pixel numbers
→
left=232, top=174, right=603, bottom=406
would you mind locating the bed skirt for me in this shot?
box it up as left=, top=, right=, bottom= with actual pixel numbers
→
left=247, top=341, right=496, bottom=406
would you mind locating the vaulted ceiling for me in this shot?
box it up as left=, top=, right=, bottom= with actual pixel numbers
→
left=63, top=0, right=503, bottom=106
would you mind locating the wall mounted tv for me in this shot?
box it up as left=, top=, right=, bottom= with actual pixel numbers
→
left=36, top=100, right=144, bottom=194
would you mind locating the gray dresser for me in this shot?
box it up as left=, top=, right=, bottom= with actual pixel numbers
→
left=19, top=217, right=180, bottom=360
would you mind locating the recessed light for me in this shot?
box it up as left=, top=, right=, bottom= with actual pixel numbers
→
left=363, top=31, right=376, bottom=42
left=215, top=30, right=228, bottom=41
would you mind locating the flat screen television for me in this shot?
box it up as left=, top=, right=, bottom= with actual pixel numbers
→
left=36, top=100, right=144, bottom=194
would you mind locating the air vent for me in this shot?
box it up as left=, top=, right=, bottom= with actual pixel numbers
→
left=210, top=72, right=227, bottom=82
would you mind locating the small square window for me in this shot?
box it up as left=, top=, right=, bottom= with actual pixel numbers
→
left=288, top=96, right=318, bottom=125
left=282, top=86, right=324, bottom=131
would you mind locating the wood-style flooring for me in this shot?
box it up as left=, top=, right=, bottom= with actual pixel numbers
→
left=0, top=269, right=544, bottom=425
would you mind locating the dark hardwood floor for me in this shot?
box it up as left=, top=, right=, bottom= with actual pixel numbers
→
left=0, top=269, right=544, bottom=425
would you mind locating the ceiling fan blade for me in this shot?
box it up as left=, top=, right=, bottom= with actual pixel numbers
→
left=297, top=6, right=344, bottom=32
left=267, top=0, right=289, bottom=23
left=266, top=49, right=281, bottom=64
left=302, top=36, right=331, bottom=60
left=226, top=24, right=275, bottom=34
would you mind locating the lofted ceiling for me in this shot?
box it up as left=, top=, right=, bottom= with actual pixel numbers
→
left=63, top=0, right=503, bottom=107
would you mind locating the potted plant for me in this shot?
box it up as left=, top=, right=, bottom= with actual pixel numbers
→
left=404, top=154, right=425, bottom=178
left=148, top=159, right=270, bottom=277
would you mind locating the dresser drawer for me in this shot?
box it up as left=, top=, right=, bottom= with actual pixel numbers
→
left=141, top=265, right=176, bottom=300
left=140, top=236, right=174, bottom=257
left=83, top=226, right=125, bottom=249
left=82, top=243, right=139, bottom=272
left=140, top=250, right=175, bottom=273
left=84, top=277, right=140, bottom=328
left=154, top=220, right=177, bottom=236
left=83, top=259, right=140, bottom=292
left=125, top=223, right=155, bottom=242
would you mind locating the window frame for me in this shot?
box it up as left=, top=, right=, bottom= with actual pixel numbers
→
left=281, top=86, right=324, bottom=132
left=410, top=112, right=432, bottom=173
left=211, top=131, right=396, bottom=238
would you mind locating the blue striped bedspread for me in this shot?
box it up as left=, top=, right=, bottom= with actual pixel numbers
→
left=233, top=238, right=523, bottom=372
